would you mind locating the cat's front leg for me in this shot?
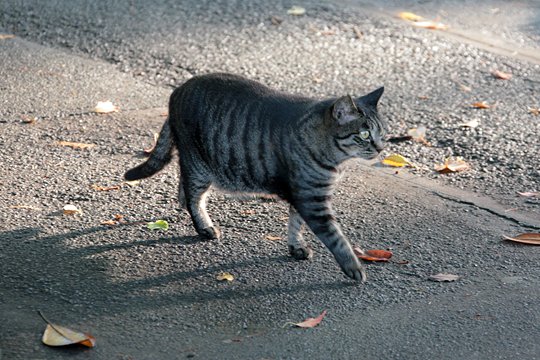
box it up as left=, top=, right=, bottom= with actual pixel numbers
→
left=287, top=205, right=313, bottom=260
left=294, top=200, right=366, bottom=282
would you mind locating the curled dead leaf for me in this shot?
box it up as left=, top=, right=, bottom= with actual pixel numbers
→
left=290, top=310, right=327, bottom=328
left=517, top=191, right=539, bottom=198
left=435, top=157, right=470, bottom=173
left=491, top=70, right=512, bottom=80
left=287, top=6, right=306, bottom=16
left=39, top=311, right=95, bottom=348
left=502, top=233, right=540, bottom=245
left=429, top=273, right=460, bottom=282
left=143, top=132, right=159, bottom=154
left=381, top=154, right=410, bottom=168
left=94, top=101, right=118, bottom=114
left=56, top=141, right=96, bottom=150
left=91, top=184, right=121, bottom=191
left=63, top=204, right=82, bottom=215
left=353, top=247, right=392, bottom=262
left=216, top=272, right=234, bottom=281
left=472, top=101, right=490, bottom=109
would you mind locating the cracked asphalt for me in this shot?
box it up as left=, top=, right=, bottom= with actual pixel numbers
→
left=1, top=1, right=539, bottom=359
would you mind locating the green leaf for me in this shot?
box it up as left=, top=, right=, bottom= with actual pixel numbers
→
left=147, top=220, right=169, bottom=230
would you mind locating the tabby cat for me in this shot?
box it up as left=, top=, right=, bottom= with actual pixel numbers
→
left=125, top=73, right=387, bottom=281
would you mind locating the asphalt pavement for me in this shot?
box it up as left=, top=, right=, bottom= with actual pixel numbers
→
left=0, top=1, right=539, bottom=359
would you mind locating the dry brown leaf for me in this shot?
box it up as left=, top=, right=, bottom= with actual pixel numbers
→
left=529, top=107, right=540, bottom=116
left=270, top=16, right=283, bottom=26
left=353, top=247, right=393, bottom=262
left=265, top=235, right=282, bottom=241
left=94, top=101, right=118, bottom=114
left=56, top=141, right=96, bottom=150
left=429, top=273, right=460, bottom=282
left=143, top=132, right=159, bottom=154
left=413, top=20, right=448, bottom=30
left=91, top=184, right=121, bottom=191
left=502, top=233, right=540, bottom=245
left=63, top=204, right=82, bottom=215
left=517, top=191, right=539, bottom=198
left=491, top=69, right=512, bottom=80
left=293, top=310, right=327, bottom=328
left=216, top=272, right=234, bottom=281
left=435, top=157, right=470, bottom=173
left=0, top=34, right=16, bottom=40
left=101, top=219, right=118, bottom=226
left=471, top=101, right=490, bottom=109
left=39, top=311, right=95, bottom=348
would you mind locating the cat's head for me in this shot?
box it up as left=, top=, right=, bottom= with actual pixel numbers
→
left=330, top=87, right=387, bottom=160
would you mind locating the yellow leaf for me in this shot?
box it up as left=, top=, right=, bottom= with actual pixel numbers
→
left=94, top=101, right=118, bottom=114
left=381, top=154, right=410, bottom=167
left=398, top=12, right=423, bottom=21
left=216, top=272, right=234, bottom=281
left=287, top=6, right=306, bottom=16
left=56, top=141, right=96, bottom=150
left=39, top=312, right=95, bottom=348
left=63, top=204, right=82, bottom=215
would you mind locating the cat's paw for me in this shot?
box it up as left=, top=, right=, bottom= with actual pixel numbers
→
left=339, top=258, right=367, bottom=282
left=197, top=226, right=221, bottom=240
left=288, top=244, right=313, bottom=260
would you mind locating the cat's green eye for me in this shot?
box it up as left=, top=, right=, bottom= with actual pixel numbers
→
left=359, top=130, right=370, bottom=140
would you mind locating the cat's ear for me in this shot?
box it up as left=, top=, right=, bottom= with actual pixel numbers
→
left=356, top=87, right=384, bottom=108
left=332, top=95, right=359, bottom=125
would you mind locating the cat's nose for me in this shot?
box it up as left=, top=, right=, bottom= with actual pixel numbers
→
left=373, top=140, right=385, bottom=152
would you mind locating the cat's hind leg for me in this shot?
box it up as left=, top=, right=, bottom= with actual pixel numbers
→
left=287, top=205, right=313, bottom=260
left=183, top=174, right=220, bottom=240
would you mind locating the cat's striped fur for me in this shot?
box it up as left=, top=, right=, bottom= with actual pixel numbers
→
left=125, top=73, right=387, bottom=281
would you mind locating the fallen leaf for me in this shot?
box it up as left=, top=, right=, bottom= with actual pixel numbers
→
left=270, top=16, right=283, bottom=26
left=143, top=132, right=159, bottom=154
left=398, top=12, right=423, bottom=21
left=502, top=233, right=540, bottom=245
left=517, top=191, right=539, bottom=198
left=435, top=157, right=470, bottom=173
left=114, top=214, right=124, bottom=220
left=56, top=141, right=96, bottom=150
left=382, top=154, right=410, bottom=167
left=0, top=34, right=16, bottom=40
left=529, top=107, right=540, bottom=116
left=21, top=115, right=38, bottom=124
left=458, top=119, right=480, bottom=128
left=293, top=310, right=327, bottom=328
left=101, top=220, right=117, bottom=226
left=265, top=235, right=282, bottom=241
left=39, top=311, right=95, bottom=348
left=353, top=27, right=363, bottom=39
left=124, top=180, right=140, bottom=187
left=407, top=125, right=429, bottom=144
left=147, top=220, right=169, bottom=230
left=413, top=20, right=448, bottom=30
left=216, top=272, right=234, bottom=281
left=63, top=204, right=82, bottom=215
left=472, top=101, right=490, bottom=109
left=94, top=101, right=118, bottom=114
left=91, top=184, right=121, bottom=191
left=287, top=6, right=306, bottom=16
left=491, top=69, right=512, bottom=80
left=429, top=273, right=460, bottom=282
left=353, top=247, right=392, bottom=262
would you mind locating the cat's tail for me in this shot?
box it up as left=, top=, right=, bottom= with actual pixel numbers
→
left=124, top=119, right=174, bottom=181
